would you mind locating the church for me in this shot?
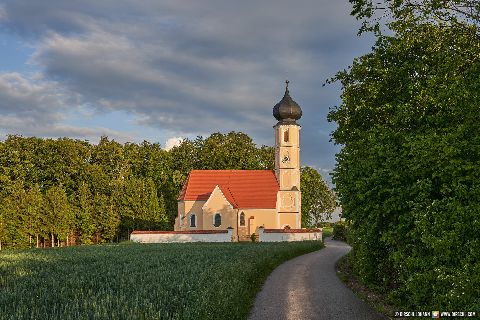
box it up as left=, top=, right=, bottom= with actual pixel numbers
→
left=174, top=81, right=303, bottom=241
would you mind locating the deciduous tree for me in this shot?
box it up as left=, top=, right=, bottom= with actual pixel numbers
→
left=24, top=185, right=44, bottom=248
left=300, top=167, right=336, bottom=228
left=45, top=186, right=71, bottom=247
left=76, top=182, right=95, bottom=244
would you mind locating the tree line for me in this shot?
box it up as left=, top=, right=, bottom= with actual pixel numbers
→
left=0, top=132, right=333, bottom=249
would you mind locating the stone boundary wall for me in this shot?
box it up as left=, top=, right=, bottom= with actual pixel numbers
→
left=131, top=229, right=233, bottom=243
left=258, top=228, right=322, bottom=242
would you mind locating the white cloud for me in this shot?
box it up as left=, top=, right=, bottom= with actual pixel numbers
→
left=0, top=72, right=133, bottom=142
left=164, top=137, right=183, bottom=151
left=0, top=72, right=69, bottom=121
left=0, top=114, right=133, bottom=142
left=0, top=5, right=6, bottom=22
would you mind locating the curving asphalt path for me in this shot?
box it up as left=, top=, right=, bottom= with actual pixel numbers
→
left=248, top=237, right=387, bottom=320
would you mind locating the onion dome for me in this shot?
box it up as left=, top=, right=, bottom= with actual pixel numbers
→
left=273, top=80, right=302, bottom=122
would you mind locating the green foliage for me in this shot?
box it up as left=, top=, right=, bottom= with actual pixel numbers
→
left=173, top=132, right=275, bottom=172
left=329, top=1, right=480, bottom=311
left=75, top=182, right=95, bottom=244
left=92, top=193, right=119, bottom=243
left=24, top=186, right=44, bottom=248
left=115, top=177, right=168, bottom=239
left=350, top=0, right=480, bottom=35
left=332, top=221, right=350, bottom=242
left=300, top=166, right=336, bottom=228
left=318, top=221, right=334, bottom=228
left=199, top=132, right=257, bottom=169
left=45, top=186, right=73, bottom=246
left=2, top=181, right=30, bottom=248
left=321, top=227, right=333, bottom=240
left=0, top=241, right=323, bottom=320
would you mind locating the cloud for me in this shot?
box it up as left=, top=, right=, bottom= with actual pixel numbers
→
left=0, top=0, right=374, bottom=171
left=0, top=72, right=69, bottom=121
left=164, top=137, right=184, bottom=151
left=0, top=5, right=6, bottom=22
left=0, top=72, right=132, bottom=142
left=0, top=116, right=132, bottom=142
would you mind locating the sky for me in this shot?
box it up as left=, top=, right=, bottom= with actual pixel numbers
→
left=0, top=0, right=374, bottom=182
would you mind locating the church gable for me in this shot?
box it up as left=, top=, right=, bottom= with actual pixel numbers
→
left=202, top=185, right=233, bottom=212
left=201, top=185, right=237, bottom=230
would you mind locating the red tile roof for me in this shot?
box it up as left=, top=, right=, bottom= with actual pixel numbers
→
left=178, top=170, right=279, bottom=209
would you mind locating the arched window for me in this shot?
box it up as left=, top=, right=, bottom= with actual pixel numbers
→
left=284, top=129, right=289, bottom=142
left=239, top=212, right=245, bottom=226
left=190, top=214, right=196, bottom=227
left=213, top=213, right=221, bottom=227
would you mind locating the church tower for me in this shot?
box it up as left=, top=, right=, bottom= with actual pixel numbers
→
left=273, top=81, right=302, bottom=228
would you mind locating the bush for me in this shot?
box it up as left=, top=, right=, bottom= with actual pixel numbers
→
left=333, top=221, right=349, bottom=241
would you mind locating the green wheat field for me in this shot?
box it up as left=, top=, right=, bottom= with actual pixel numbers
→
left=0, top=241, right=323, bottom=320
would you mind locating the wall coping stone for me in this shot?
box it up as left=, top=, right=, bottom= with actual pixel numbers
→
left=131, top=230, right=228, bottom=235
left=262, top=228, right=322, bottom=233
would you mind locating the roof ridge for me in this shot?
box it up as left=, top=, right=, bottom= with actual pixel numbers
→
left=228, top=186, right=239, bottom=208
left=223, top=176, right=238, bottom=207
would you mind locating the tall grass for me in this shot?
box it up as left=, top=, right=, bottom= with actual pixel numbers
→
left=0, top=241, right=323, bottom=320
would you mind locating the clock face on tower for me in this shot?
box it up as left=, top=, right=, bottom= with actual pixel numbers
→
left=281, top=151, right=290, bottom=164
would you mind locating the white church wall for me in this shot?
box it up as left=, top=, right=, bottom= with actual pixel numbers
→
left=257, top=228, right=322, bottom=242
left=131, top=229, right=233, bottom=243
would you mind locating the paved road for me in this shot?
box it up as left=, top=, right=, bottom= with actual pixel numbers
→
left=249, top=238, right=387, bottom=320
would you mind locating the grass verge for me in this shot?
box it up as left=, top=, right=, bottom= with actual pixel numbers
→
left=335, top=252, right=397, bottom=319
left=0, top=241, right=323, bottom=320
